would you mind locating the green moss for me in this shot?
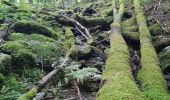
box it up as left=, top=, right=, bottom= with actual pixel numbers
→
left=0, top=53, right=12, bottom=74
left=159, top=47, right=170, bottom=71
left=14, top=20, right=59, bottom=38
left=134, top=0, right=170, bottom=99
left=0, top=74, right=27, bottom=100
left=8, top=33, right=55, bottom=42
left=97, top=33, right=144, bottom=100
left=0, top=73, right=4, bottom=83
left=18, top=87, right=37, bottom=100
left=13, top=50, right=36, bottom=69
left=0, top=13, right=5, bottom=23
left=1, top=33, right=65, bottom=69
left=74, top=15, right=113, bottom=27
left=122, top=17, right=140, bottom=41
left=1, top=41, right=30, bottom=54
left=149, top=24, right=162, bottom=36
left=122, top=31, right=139, bottom=41
left=12, top=12, right=32, bottom=20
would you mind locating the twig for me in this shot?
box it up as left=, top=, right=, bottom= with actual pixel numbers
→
left=74, top=81, right=83, bottom=100
left=61, top=15, right=92, bottom=39
left=75, top=25, right=88, bottom=40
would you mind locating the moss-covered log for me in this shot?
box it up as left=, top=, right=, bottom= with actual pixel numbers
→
left=13, top=20, right=58, bottom=38
left=55, top=14, right=112, bottom=28
left=97, top=0, right=144, bottom=99
left=134, top=0, right=170, bottom=99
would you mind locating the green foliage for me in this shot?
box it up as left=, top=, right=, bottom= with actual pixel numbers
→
left=1, top=33, right=65, bottom=69
left=17, top=87, right=37, bottom=100
left=0, top=73, right=4, bottom=83
left=13, top=50, right=36, bottom=69
left=0, top=53, right=12, bottom=74
left=12, top=12, right=32, bottom=21
left=14, top=20, right=58, bottom=38
left=66, top=67, right=101, bottom=83
left=18, top=0, right=31, bottom=12
left=159, top=46, right=170, bottom=71
left=21, top=68, right=44, bottom=82
left=0, top=75, right=27, bottom=100
left=0, top=13, right=5, bottom=23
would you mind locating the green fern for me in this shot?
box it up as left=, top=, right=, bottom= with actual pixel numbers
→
left=66, top=68, right=102, bottom=83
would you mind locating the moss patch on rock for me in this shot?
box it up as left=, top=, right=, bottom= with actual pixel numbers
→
left=13, top=20, right=59, bottom=38
left=1, top=33, right=65, bottom=69
left=0, top=53, right=12, bottom=74
left=159, top=46, right=170, bottom=71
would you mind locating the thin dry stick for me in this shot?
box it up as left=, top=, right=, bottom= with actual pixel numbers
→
left=62, top=15, right=92, bottom=38
left=74, top=81, right=83, bottom=100
left=75, top=25, right=89, bottom=40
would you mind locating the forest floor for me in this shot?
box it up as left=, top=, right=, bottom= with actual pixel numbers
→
left=0, top=0, right=170, bottom=100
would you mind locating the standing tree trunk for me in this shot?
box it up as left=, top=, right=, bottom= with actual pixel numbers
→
left=96, top=0, right=144, bottom=99
left=134, top=0, right=170, bottom=99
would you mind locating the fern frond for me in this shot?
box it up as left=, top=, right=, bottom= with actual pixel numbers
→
left=66, top=68, right=101, bottom=83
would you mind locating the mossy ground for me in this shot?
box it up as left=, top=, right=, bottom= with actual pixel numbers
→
left=1, top=32, right=65, bottom=69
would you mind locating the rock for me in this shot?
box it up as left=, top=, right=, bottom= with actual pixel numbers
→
left=74, top=7, right=82, bottom=13
left=77, top=44, right=91, bottom=59
left=33, top=92, right=45, bottom=100
left=14, top=20, right=56, bottom=38
left=0, top=53, right=12, bottom=74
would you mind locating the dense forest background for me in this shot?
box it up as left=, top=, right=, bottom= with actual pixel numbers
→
left=0, top=0, right=170, bottom=100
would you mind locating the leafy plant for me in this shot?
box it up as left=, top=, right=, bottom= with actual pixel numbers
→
left=65, top=64, right=102, bottom=84
left=0, top=75, right=26, bottom=100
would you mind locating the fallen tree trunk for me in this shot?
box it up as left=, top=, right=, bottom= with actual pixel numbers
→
left=96, top=0, right=144, bottom=99
left=134, top=0, right=170, bottom=99
left=54, top=13, right=112, bottom=28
